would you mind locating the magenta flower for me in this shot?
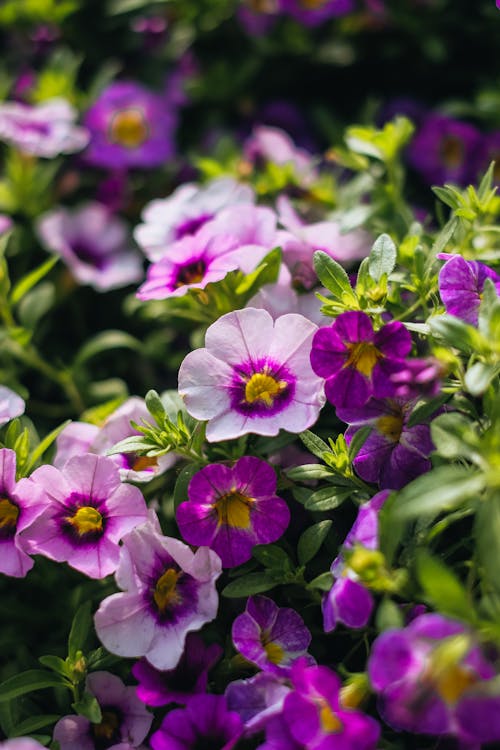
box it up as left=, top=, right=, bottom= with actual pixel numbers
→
left=150, top=694, right=243, bottom=750
left=310, top=311, right=412, bottom=409
left=37, top=203, right=143, bottom=291
left=83, top=81, right=176, bottom=170
left=279, top=0, right=354, bottom=26
left=389, top=356, right=444, bottom=401
left=0, top=98, right=89, bottom=157
left=337, top=398, right=433, bottom=489
left=132, top=632, right=223, bottom=707
left=368, top=613, right=497, bottom=741
left=53, top=671, right=152, bottom=750
left=282, top=661, right=380, bottom=750
left=438, top=254, right=500, bottom=326
left=176, top=457, right=290, bottom=568
left=0, top=386, right=24, bottom=425
left=232, top=595, right=314, bottom=676
left=0, top=741, right=46, bottom=750
left=225, top=672, right=290, bottom=735
left=0, top=449, right=48, bottom=578
left=94, top=518, right=221, bottom=670
left=243, top=126, right=316, bottom=182
left=134, top=177, right=254, bottom=262
left=322, top=491, right=389, bottom=632
left=178, top=308, right=325, bottom=442
left=24, top=454, right=148, bottom=579
left=0, top=215, right=13, bottom=236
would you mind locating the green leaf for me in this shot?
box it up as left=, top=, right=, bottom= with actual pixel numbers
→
left=375, top=598, right=404, bottom=632
left=286, top=464, right=335, bottom=481
left=304, top=486, right=352, bottom=512
left=10, top=255, right=58, bottom=305
left=11, top=715, right=60, bottom=737
left=173, top=464, right=202, bottom=512
left=68, top=601, right=92, bottom=660
left=38, top=656, right=70, bottom=678
left=222, top=572, right=278, bottom=598
left=391, top=466, right=485, bottom=521
left=430, top=412, right=479, bottom=461
left=475, top=494, right=500, bottom=594
left=18, top=281, right=55, bottom=330
left=297, top=520, right=333, bottom=566
left=235, top=247, right=282, bottom=298
left=0, top=670, right=66, bottom=702
left=252, top=545, right=292, bottom=571
left=368, top=234, right=397, bottom=282
left=415, top=550, right=472, bottom=621
left=407, top=394, right=451, bottom=427
left=74, top=330, right=141, bottom=367
left=429, top=315, right=488, bottom=355
left=299, top=430, right=330, bottom=460
left=465, top=362, right=499, bottom=396
left=347, top=425, right=372, bottom=461
left=313, top=251, right=357, bottom=305
left=145, top=389, right=166, bottom=424
left=307, top=571, right=333, bottom=591
left=72, top=692, right=102, bottom=723
left=24, top=420, right=71, bottom=475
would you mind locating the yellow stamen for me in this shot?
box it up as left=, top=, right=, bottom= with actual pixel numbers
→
left=109, top=108, right=148, bottom=148
left=263, top=640, right=285, bottom=665
left=66, top=506, right=103, bottom=536
left=215, top=490, right=254, bottom=529
left=376, top=414, right=403, bottom=442
left=154, top=568, right=181, bottom=613
left=344, top=341, right=382, bottom=377
left=0, top=497, right=19, bottom=531
left=434, top=664, right=478, bottom=705
left=92, top=710, right=120, bottom=742
left=245, top=372, right=287, bottom=407
left=318, top=700, right=343, bottom=733
left=440, top=136, right=464, bottom=168
left=132, top=455, right=158, bottom=472
left=300, top=0, right=329, bottom=8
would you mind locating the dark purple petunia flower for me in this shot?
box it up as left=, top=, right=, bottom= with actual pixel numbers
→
left=226, top=672, right=290, bottom=735
left=337, top=397, right=433, bottom=489
left=389, top=357, right=444, bottom=401
left=438, top=253, right=500, bottom=326
left=279, top=0, right=354, bottom=27
left=149, top=694, right=243, bottom=750
left=310, top=311, right=412, bottom=409
left=408, top=114, right=482, bottom=187
left=132, top=633, right=222, bottom=707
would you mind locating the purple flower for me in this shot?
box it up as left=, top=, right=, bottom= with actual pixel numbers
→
left=37, top=203, right=143, bottom=291
left=0, top=386, right=24, bottom=424
left=150, top=694, right=243, bottom=750
left=0, top=449, right=48, bottom=578
left=322, top=490, right=389, bottom=632
left=178, top=308, right=325, bottom=441
left=310, top=311, right=412, bottom=409
left=237, top=1, right=280, bottom=35
left=134, top=177, right=254, bottom=262
left=83, top=81, right=176, bottom=169
left=337, top=397, right=433, bottom=489
left=232, top=595, right=314, bottom=676
left=282, top=661, right=380, bottom=749
left=177, top=457, right=290, bottom=568
left=258, top=715, right=306, bottom=750
left=94, top=517, right=221, bottom=670
left=0, top=98, right=89, bottom=157
left=243, top=126, right=317, bottom=182
left=24, top=454, right=148, bottom=579
left=226, top=672, right=290, bottom=734
left=368, top=613, right=497, bottom=741
left=438, top=254, right=500, bottom=326
left=132, top=633, right=223, bottom=706
left=0, top=215, right=13, bottom=236
left=279, top=0, right=354, bottom=26
left=389, top=357, right=444, bottom=401
left=53, top=670, right=152, bottom=750
left=408, top=114, right=482, bottom=186
left=0, top=742, right=46, bottom=750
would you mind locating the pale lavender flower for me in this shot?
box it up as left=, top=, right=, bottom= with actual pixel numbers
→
left=0, top=386, right=25, bottom=425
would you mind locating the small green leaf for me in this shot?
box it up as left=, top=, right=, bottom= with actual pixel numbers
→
left=475, top=494, right=500, bottom=594
left=74, top=330, right=141, bottom=367
left=235, top=246, right=282, bottom=298
left=299, top=430, right=330, bottom=460
left=304, top=487, right=352, bottom=512
left=11, top=715, right=60, bottom=737
left=348, top=426, right=372, bottom=461
left=173, top=463, right=201, bottom=512
left=24, top=420, right=71, bottom=475
left=222, top=572, right=278, bottom=598
left=429, top=315, right=488, bottom=355
left=375, top=598, right=404, bottom=632
left=145, top=389, right=166, bottom=424
left=368, top=234, right=397, bottom=282
left=430, top=412, right=479, bottom=461
left=407, top=394, right=450, bottom=427
left=307, top=571, right=333, bottom=591
left=252, top=545, right=292, bottom=571
left=298, top=520, right=333, bottom=566
left=313, top=251, right=357, bottom=304
left=39, top=656, right=70, bottom=678
left=416, top=550, right=472, bottom=621
left=465, top=362, right=499, bottom=396
left=286, top=464, right=334, bottom=481
left=391, top=466, right=485, bottom=521
left=0, top=670, right=66, bottom=702
left=10, top=255, right=58, bottom=305
left=72, top=692, right=102, bottom=723
left=68, top=601, right=92, bottom=660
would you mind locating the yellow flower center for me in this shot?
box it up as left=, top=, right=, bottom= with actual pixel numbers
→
left=215, top=490, right=254, bottom=529
left=153, top=568, right=182, bottom=614
left=263, top=640, right=285, bottom=665
left=244, top=372, right=287, bottom=407
left=109, top=108, right=149, bottom=148
left=0, top=497, right=19, bottom=531
left=344, top=341, right=382, bottom=377
left=434, top=663, right=478, bottom=705
left=318, top=700, right=343, bottom=734
left=376, top=414, right=403, bottom=442
left=92, top=710, right=120, bottom=743
left=66, top=506, right=103, bottom=536
left=300, top=0, right=329, bottom=8
left=131, top=455, right=158, bottom=472
left=440, top=135, right=464, bottom=168
left=175, top=260, right=206, bottom=288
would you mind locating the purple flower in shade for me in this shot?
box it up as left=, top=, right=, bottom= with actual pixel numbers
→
left=37, top=202, right=143, bottom=291
left=478, top=130, right=500, bottom=185
left=83, top=81, right=176, bottom=170
left=132, top=632, right=223, bottom=707
left=24, top=454, right=148, bottom=579
left=53, top=670, right=152, bottom=750
left=0, top=449, right=48, bottom=578
left=310, top=311, right=412, bottom=409
left=243, top=126, right=317, bottom=182
left=389, top=356, right=444, bottom=401
left=438, top=254, right=500, bottom=326
left=0, top=741, right=46, bottom=750
left=237, top=1, right=280, bottom=35
left=94, top=517, right=221, bottom=670
left=176, top=457, right=290, bottom=568
left=134, top=177, right=254, bottom=262
left=150, top=694, right=243, bottom=750
left=279, top=0, right=354, bottom=26
left=259, top=715, right=306, bottom=750
left=226, top=672, right=291, bottom=735
left=337, top=397, right=433, bottom=490
left=281, top=661, right=380, bottom=750
left=0, top=386, right=24, bottom=424
left=54, top=397, right=176, bottom=483
left=368, top=614, right=500, bottom=743
left=322, top=490, right=389, bottom=632
left=136, top=230, right=241, bottom=301
left=178, top=308, right=325, bottom=442
left=408, top=114, right=482, bottom=187
left=0, top=98, right=89, bottom=158
left=232, top=595, right=314, bottom=676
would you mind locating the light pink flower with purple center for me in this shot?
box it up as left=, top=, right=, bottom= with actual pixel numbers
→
left=0, top=448, right=48, bottom=578
left=94, top=518, right=221, bottom=670
left=178, top=308, right=325, bottom=442
left=176, top=456, right=290, bottom=568
left=37, top=202, right=143, bottom=291
left=0, top=741, right=47, bottom=750
left=232, top=595, right=315, bottom=677
left=438, top=253, right=500, bottom=326
left=24, top=454, right=148, bottom=579
left=134, top=177, right=254, bottom=262
left=0, top=386, right=24, bottom=425
left=310, top=311, right=412, bottom=409
left=53, top=670, right=152, bottom=750
left=0, top=98, right=89, bottom=158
